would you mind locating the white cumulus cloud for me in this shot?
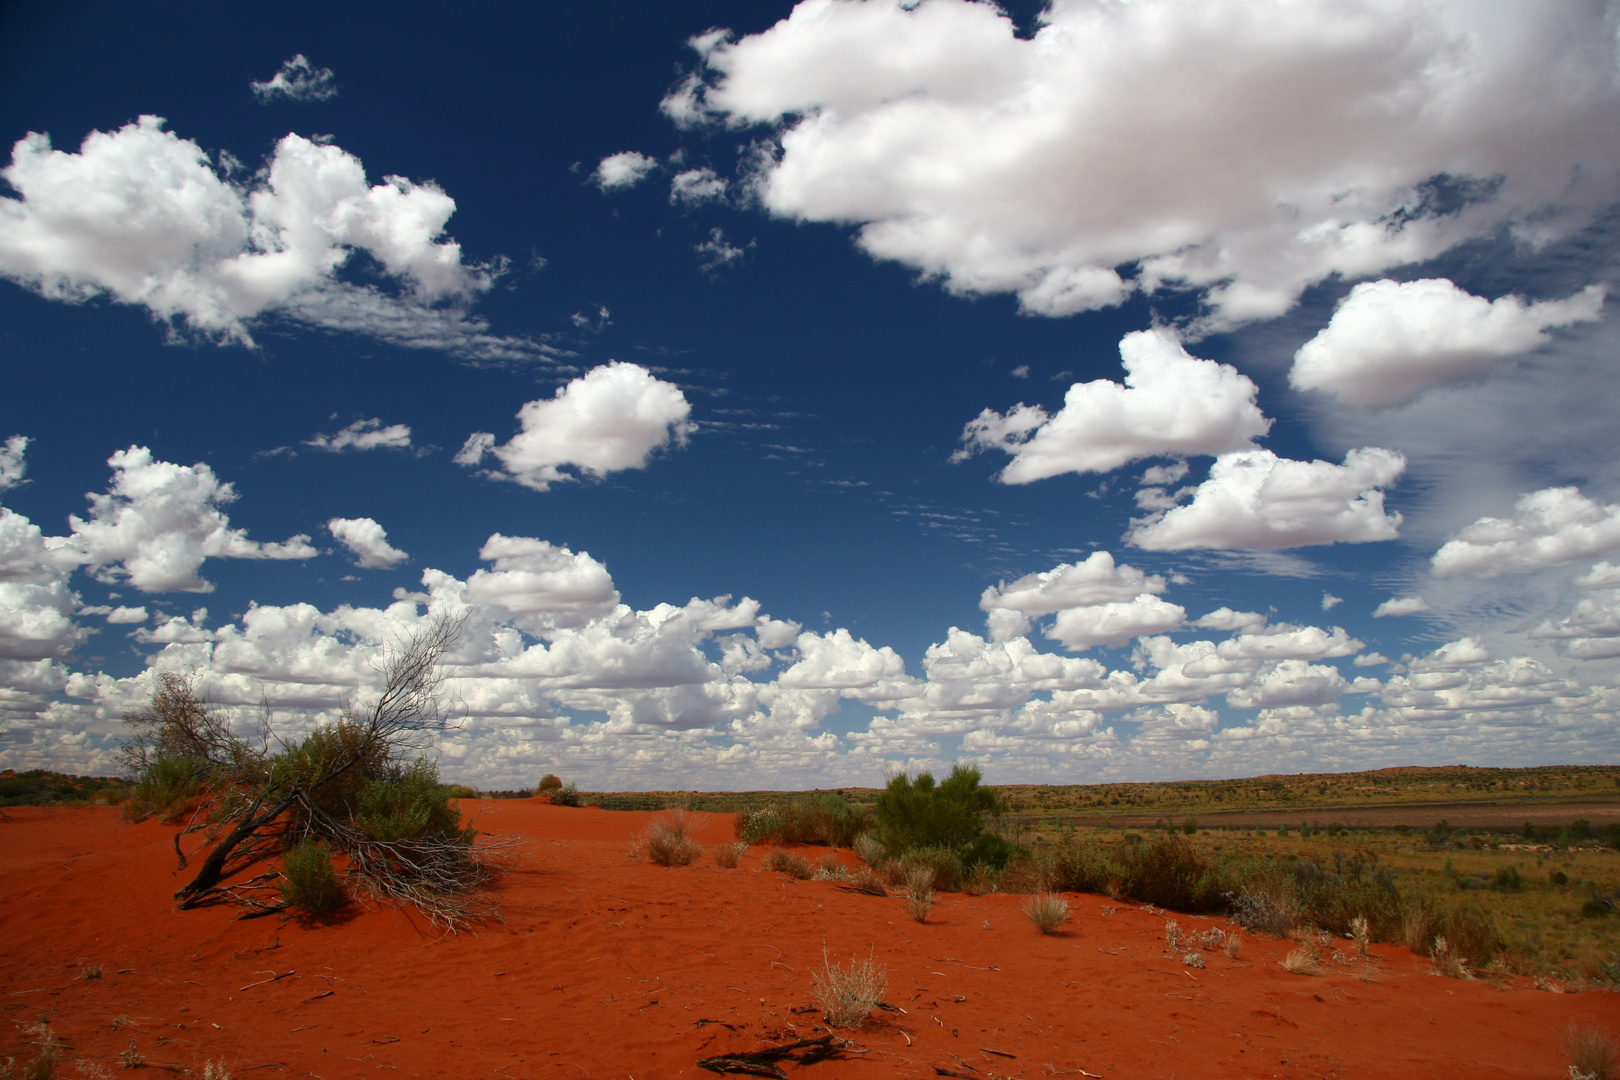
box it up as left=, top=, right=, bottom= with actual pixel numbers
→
left=593, top=151, right=658, bottom=191
left=305, top=418, right=411, bottom=453
left=456, top=362, right=695, bottom=491
left=670, top=168, right=727, bottom=206
left=1129, top=448, right=1406, bottom=551
left=1431, top=487, right=1620, bottom=578
left=462, top=534, right=620, bottom=633
left=0, top=117, right=524, bottom=357
left=1373, top=596, right=1431, bottom=618
left=1290, top=279, right=1606, bottom=408
left=956, top=330, right=1269, bottom=481
left=326, top=517, right=409, bottom=570
left=978, top=551, right=1181, bottom=647
left=667, top=0, right=1620, bottom=326
left=251, top=55, right=338, bottom=104
left=0, top=435, right=26, bottom=491
left=61, top=446, right=316, bottom=593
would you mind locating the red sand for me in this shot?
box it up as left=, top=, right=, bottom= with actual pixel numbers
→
left=2, top=800, right=1615, bottom=1077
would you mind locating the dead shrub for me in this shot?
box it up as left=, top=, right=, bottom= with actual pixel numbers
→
left=712, top=842, right=746, bottom=869
left=1224, top=931, right=1243, bottom=959
left=635, top=810, right=704, bottom=867
left=1020, top=893, right=1069, bottom=935
left=853, top=833, right=887, bottom=867
left=1349, top=914, right=1371, bottom=957
left=762, top=848, right=813, bottom=879
left=1561, top=1024, right=1619, bottom=1080
left=812, top=948, right=888, bottom=1028
left=17, top=1021, right=60, bottom=1080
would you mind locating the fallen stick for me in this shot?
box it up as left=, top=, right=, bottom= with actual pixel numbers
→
left=238, top=970, right=296, bottom=992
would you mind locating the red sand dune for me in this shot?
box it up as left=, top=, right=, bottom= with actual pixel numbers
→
left=2, top=800, right=1614, bottom=1078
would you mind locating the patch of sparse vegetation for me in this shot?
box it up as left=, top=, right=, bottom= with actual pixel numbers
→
left=1281, top=941, right=1322, bottom=975
left=812, top=949, right=887, bottom=1028
left=761, top=848, right=813, bottom=879
left=1020, top=893, right=1069, bottom=934
left=737, top=793, right=872, bottom=847
left=635, top=810, right=705, bottom=866
left=712, top=842, right=746, bottom=868
left=117, top=616, right=516, bottom=930
left=906, top=866, right=935, bottom=923
left=279, top=838, right=348, bottom=915
left=1562, top=1024, right=1618, bottom=1080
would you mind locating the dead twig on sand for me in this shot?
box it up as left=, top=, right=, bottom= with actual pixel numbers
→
left=697, top=1035, right=845, bottom=1077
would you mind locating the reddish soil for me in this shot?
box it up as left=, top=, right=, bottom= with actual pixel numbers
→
left=1, top=800, right=1615, bottom=1078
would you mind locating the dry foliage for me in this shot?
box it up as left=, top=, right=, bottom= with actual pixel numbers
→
left=1350, top=914, right=1371, bottom=957
left=1281, top=942, right=1323, bottom=975
left=1430, top=936, right=1471, bottom=980
left=905, top=866, right=934, bottom=922
left=1020, top=893, right=1069, bottom=935
left=635, top=810, right=705, bottom=866
left=1163, top=920, right=1181, bottom=949
left=1224, top=931, right=1243, bottom=959
left=812, top=948, right=888, bottom=1028
left=851, top=866, right=887, bottom=896
left=1562, top=1024, right=1619, bottom=1080
left=712, top=842, right=746, bottom=869
left=853, top=833, right=886, bottom=867
left=762, top=848, right=814, bottom=879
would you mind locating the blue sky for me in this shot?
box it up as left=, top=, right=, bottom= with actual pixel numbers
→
left=3, top=0, right=1619, bottom=790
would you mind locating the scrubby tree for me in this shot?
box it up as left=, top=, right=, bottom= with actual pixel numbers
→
left=121, top=614, right=515, bottom=929
left=873, top=764, right=1014, bottom=870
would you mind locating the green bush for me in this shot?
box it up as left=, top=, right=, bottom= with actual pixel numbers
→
left=355, top=759, right=474, bottom=845
left=536, top=774, right=563, bottom=795
left=1112, top=833, right=1229, bottom=912
left=280, top=838, right=347, bottom=915
left=123, top=751, right=211, bottom=823
left=440, top=784, right=477, bottom=799
left=873, top=765, right=1004, bottom=873
left=1492, top=864, right=1524, bottom=892
left=270, top=720, right=392, bottom=824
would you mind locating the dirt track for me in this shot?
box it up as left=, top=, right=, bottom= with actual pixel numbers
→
left=1047, top=800, right=1620, bottom=831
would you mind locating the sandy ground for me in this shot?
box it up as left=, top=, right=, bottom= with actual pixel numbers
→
left=2, top=799, right=1615, bottom=1078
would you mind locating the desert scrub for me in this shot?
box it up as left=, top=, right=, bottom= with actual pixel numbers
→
left=905, top=866, right=935, bottom=922
left=1562, top=1024, right=1618, bottom=1080
left=1021, top=893, right=1069, bottom=934
left=738, top=793, right=873, bottom=847
left=712, top=842, right=746, bottom=868
left=280, top=838, right=348, bottom=915
left=812, top=948, right=888, bottom=1028
left=635, top=810, right=704, bottom=866
left=898, top=846, right=963, bottom=892
left=851, top=866, right=887, bottom=896
left=1281, top=940, right=1323, bottom=975
left=761, top=848, right=813, bottom=879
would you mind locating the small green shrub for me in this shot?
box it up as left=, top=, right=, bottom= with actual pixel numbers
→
left=123, top=752, right=209, bottom=823
left=547, top=782, right=581, bottom=807
left=440, top=784, right=477, bottom=799
left=1113, top=834, right=1227, bottom=912
left=1182, top=816, right=1198, bottom=836
left=536, top=774, right=563, bottom=795
left=1491, top=864, right=1524, bottom=892
left=354, top=759, right=474, bottom=845
left=280, top=839, right=347, bottom=915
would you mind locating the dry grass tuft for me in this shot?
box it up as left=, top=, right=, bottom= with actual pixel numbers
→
left=634, top=810, right=705, bottom=867
left=1182, top=951, right=1205, bottom=969
left=1430, top=936, right=1471, bottom=980
left=202, top=1062, right=235, bottom=1080
left=1281, top=942, right=1322, bottom=975
left=851, top=866, right=887, bottom=896
left=711, top=842, right=746, bottom=869
left=812, top=948, right=888, bottom=1028
left=74, top=1061, right=115, bottom=1079
left=1562, top=1024, right=1619, bottom=1080
left=1350, top=914, right=1371, bottom=957
left=853, top=833, right=887, bottom=867
left=17, top=1022, right=61, bottom=1080
left=1163, top=920, right=1181, bottom=949
left=1225, top=931, right=1243, bottom=959
left=78, top=963, right=102, bottom=980
left=905, top=866, right=935, bottom=923
left=762, top=848, right=814, bottom=879
left=1020, top=893, right=1070, bottom=935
